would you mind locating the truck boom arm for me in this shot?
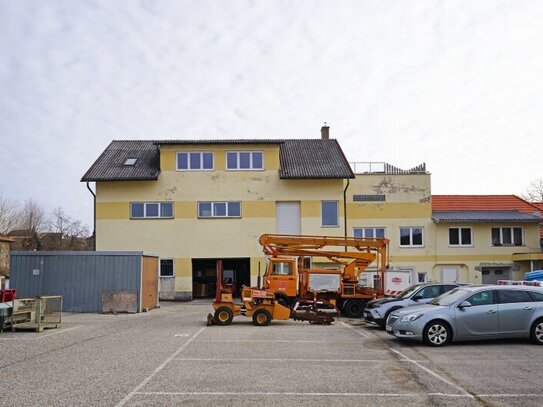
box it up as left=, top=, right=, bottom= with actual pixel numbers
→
left=259, top=234, right=389, bottom=283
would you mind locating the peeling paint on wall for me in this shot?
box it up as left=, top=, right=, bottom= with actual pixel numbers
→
left=372, top=176, right=430, bottom=197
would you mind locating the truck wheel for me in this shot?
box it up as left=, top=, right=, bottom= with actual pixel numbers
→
left=252, top=309, right=272, bottom=326
left=343, top=300, right=365, bottom=318
left=214, top=307, right=234, bottom=325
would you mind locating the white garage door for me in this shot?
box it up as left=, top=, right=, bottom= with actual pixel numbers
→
left=276, top=201, right=301, bottom=235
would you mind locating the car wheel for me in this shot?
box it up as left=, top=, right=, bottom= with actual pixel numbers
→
left=343, top=300, right=365, bottom=318
left=252, top=308, right=272, bottom=326
left=530, top=319, right=543, bottom=345
left=423, top=320, right=451, bottom=347
left=213, top=306, right=234, bottom=325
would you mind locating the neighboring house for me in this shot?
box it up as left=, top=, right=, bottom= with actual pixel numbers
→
left=0, top=236, right=15, bottom=277
left=81, top=131, right=543, bottom=300
left=7, top=230, right=91, bottom=252
left=431, top=195, right=543, bottom=284
left=81, top=134, right=355, bottom=300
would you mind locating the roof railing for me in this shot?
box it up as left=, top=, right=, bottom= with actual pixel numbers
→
left=349, top=162, right=427, bottom=175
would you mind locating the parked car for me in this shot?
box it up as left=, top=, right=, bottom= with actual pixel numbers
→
left=386, top=285, right=543, bottom=346
left=364, top=282, right=465, bottom=328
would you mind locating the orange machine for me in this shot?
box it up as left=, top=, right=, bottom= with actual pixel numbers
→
left=259, top=234, right=390, bottom=318
left=208, top=260, right=335, bottom=326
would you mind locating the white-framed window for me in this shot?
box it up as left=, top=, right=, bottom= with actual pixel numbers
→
left=160, top=259, right=175, bottom=277
left=198, top=201, right=241, bottom=218
left=491, top=227, right=523, bottom=246
left=123, top=158, right=138, bottom=166
left=226, top=151, right=264, bottom=170
left=353, top=227, right=385, bottom=239
left=321, top=201, right=339, bottom=227
left=177, top=151, right=214, bottom=171
left=449, top=227, right=473, bottom=247
left=130, top=202, right=173, bottom=219
left=399, top=227, right=424, bottom=247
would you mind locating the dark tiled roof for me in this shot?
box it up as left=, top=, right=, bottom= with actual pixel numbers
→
left=279, top=140, right=354, bottom=179
left=81, top=139, right=354, bottom=182
left=81, top=141, right=160, bottom=182
left=153, top=139, right=286, bottom=145
left=432, top=210, right=543, bottom=223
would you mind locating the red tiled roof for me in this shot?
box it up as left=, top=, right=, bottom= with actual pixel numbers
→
left=432, top=195, right=542, bottom=213
left=432, top=195, right=543, bottom=238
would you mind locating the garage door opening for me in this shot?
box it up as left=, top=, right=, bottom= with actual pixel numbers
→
left=192, top=258, right=251, bottom=298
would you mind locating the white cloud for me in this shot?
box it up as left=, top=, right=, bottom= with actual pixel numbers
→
left=1, top=0, right=542, bottom=229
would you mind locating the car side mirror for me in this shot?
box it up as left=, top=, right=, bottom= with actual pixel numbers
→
left=458, top=301, right=472, bottom=308
left=412, top=295, right=422, bottom=301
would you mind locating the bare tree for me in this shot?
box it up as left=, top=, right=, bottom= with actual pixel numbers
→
left=0, top=191, right=18, bottom=235
left=46, top=207, right=89, bottom=250
left=522, top=178, right=543, bottom=203
left=17, top=199, right=46, bottom=250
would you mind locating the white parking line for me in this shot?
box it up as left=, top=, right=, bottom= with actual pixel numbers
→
left=0, top=326, right=81, bottom=340
left=390, top=349, right=471, bottom=396
left=116, top=326, right=206, bottom=407
left=194, top=339, right=363, bottom=344
left=134, top=391, right=472, bottom=398
left=172, top=357, right=418, bottom=363
left=341, top=321, right=368, bottom=337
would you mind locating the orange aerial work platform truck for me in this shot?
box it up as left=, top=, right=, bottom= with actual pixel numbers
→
left=259, top=233, right=390, bottom=318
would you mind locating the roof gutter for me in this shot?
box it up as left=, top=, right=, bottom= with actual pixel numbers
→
left=86, top=182, right=96, bottom=251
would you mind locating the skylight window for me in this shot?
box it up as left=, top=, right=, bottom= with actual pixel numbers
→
left=124, top=158, right=138, bottom=166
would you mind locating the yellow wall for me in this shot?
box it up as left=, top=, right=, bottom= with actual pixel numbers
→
left=96, top=143, right=348, bottom=298
left=94, top=147, right=542, bottom=295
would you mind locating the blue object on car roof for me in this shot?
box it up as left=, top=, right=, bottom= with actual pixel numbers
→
left=525, top=270, right=543, bottom=281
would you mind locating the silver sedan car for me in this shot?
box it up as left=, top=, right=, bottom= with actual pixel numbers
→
left=386, top=285, right=543, bottom=346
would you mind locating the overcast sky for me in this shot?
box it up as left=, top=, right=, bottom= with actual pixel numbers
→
left=1, top=0, right=542, bottom=231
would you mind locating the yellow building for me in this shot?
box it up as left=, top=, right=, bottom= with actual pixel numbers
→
left=82, top=137, right=354, bottom=300
left=82, top=136, right=543, bottom=301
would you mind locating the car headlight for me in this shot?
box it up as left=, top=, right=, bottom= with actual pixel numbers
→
left=400, top=313, right=423, bottom=322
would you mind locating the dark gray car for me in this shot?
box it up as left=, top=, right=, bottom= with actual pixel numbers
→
left=386, top=285, right=543, bottom=346
left=364, top=282, right=464, bottom=328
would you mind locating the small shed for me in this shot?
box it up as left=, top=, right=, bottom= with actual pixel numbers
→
left=10, top=251, right=158, bottom=313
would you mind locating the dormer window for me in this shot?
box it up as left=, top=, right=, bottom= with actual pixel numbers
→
left=124, top=158, right=138, bottom=166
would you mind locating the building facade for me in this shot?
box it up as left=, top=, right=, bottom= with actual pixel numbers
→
left=82, top=137, right=543, bottom=300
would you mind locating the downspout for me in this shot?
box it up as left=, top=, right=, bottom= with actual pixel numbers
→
left=86, top=182, right=96, bottom=251
left=343, top=178, right=350, bottom=251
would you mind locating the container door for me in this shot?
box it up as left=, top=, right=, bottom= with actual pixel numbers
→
left=142, top=256, right=158, bottom=310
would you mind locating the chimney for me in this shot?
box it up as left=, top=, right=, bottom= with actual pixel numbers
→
left=321, top=122, right=330, bottom=140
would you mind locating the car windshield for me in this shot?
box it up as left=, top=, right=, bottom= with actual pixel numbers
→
left=397, top=284, right=421, bottom=298
left=430, top=288, right=469, bottom=306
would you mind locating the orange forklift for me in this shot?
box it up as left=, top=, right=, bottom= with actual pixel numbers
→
left=207, top=259, right=336, bottom=326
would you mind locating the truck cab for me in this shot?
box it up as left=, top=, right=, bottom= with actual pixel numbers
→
left=264, top=258, right=298, bottom=298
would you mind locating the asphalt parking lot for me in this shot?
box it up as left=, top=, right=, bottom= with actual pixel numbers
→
left=1, top=301, right=543, bottom=407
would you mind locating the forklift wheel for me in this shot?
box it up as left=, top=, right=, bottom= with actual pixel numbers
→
left=214, top=307, right=234, bottom=325
left=252, top=309, right=272, bottom=326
